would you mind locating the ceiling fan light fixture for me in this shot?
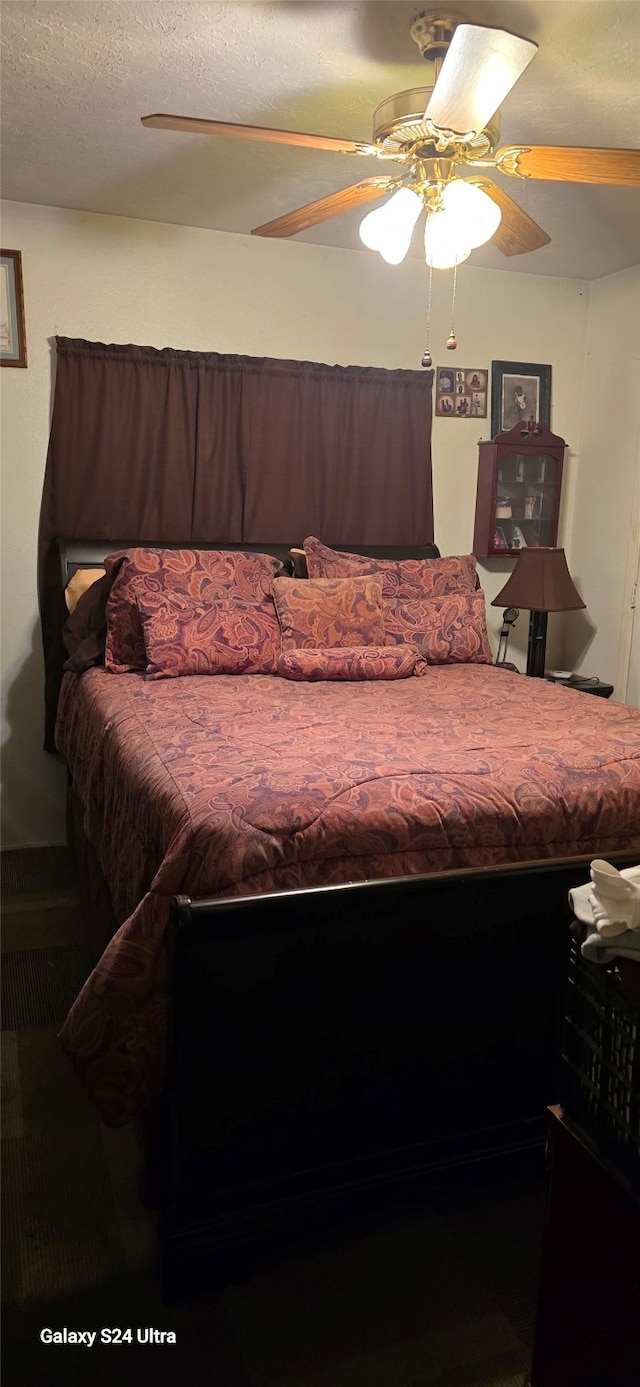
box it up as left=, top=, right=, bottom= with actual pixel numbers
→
left=358, top=186, right=423, bottom=264
left=424, top=208, right=471, bottom=269
left=441, top=178, right=502, bottom=248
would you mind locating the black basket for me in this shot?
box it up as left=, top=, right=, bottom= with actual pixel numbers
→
left=560, top=939, right=640, bottom=1193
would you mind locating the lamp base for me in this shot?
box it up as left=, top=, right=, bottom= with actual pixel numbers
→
left=526, top=609, right=548, bottom=678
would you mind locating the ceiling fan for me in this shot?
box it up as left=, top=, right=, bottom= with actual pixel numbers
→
left=141, top=9, right=640, bottom=266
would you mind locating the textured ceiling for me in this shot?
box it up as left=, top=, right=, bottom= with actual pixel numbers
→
left=2, top=0, right=639, bottom=279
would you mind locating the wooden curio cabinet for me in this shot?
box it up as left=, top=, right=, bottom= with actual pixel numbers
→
left=473, top=421, right=566, bottom=558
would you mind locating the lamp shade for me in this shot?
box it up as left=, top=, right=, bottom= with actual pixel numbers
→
left=491, top=548, right=585, bottom=612
left=359, top=187, right=423, bottom=264
left=424, top=209, right=471, bottom=268
left=441, top=179, right=502, bottom=248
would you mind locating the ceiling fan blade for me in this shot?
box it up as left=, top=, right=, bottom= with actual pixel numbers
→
left=251, top=179, right=397, bottom=238
left=470, top=178, right=551, bottom=255
left=141, top=113, right=369, bottom=155
left=495, top=145, right=640, bottom=186
left=425, top=25, right=537, bottom=137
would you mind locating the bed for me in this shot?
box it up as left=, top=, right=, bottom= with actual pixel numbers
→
left=53, top=536, right=640, bottom=1295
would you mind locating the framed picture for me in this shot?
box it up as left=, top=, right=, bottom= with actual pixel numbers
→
left=1, top=250, right=27, bottom=368
left=436, top=366, right=487, bottom=419
left=491, top=360, right=551, bottom=436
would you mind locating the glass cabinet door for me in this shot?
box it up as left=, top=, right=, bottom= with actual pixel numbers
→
left=493, top=451, right=559, bottom=553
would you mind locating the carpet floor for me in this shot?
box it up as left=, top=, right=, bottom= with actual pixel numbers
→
left=2, top=847, right=544, bottom=1386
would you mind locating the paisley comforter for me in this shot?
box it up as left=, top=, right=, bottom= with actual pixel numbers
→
left=56, top=665, right=640, bottom=1124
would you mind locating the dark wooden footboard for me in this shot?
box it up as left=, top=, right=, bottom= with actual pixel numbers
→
left=161, top=853, right=638, bottom=1296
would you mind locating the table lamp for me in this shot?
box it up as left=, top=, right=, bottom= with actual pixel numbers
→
left=491, top=548, right=585, bottom=678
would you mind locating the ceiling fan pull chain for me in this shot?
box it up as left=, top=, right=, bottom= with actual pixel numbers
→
left=421, top=263, right=434, bottom=367
left=446, top=264, right=458, bottom=350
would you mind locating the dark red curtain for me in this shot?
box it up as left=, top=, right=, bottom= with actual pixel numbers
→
left=239, top=355, right=433, bottom=546
left=39, top=337, right=433, bottom=746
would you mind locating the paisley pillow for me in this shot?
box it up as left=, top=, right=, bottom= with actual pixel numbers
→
left=277, top=646, right=425, bottom=681
left=384, top=591, right=493, bottom=665
left=104, top=547, right=286, bottom=673
left=137, top=593, right=281, bottom=679
left=302, top=536, right=478, bottom=599
left=272, top=576, right=385, bottom=651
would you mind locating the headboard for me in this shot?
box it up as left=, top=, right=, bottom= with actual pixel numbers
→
left=59, top=538, right=440, bottom=587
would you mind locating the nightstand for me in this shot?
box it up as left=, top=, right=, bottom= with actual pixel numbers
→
left=545, top=675, right=614, bottom=698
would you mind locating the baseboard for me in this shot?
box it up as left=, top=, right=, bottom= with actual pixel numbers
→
left=1, top=840, right=68, bottom=851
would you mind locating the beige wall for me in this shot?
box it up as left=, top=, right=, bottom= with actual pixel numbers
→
left=0, top=200, right=634, bottom=845
left=564, top=264, right=640, bottom=696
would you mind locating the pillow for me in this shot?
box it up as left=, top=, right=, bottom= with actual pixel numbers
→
left=302, top=536, right=477, bottom=598
left=272, top=576, right=385, bottom=651
left=384, top=591, right=493, bottom=665
left=137, top=593, right=281, bottom=679
left=104, top=547, right=286, bottom=673
left=64, top=567, right=107, bottom=613
left=276, top=646, right=425, bottom=681
left=62, top=561, right=125, bottom=674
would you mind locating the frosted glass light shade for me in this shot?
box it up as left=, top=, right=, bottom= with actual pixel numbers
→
left=441, top=179, right=502, bottom=248
left=359, top=187, right=423, bottom=264
left=425, top=24, right=538, bottom=137
left=424, top=210, right=471, bottom=269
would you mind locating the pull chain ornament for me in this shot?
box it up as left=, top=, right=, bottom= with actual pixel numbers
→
left=446, top=263, right=458, bottom=350
left=421, top=264, right=434, bottom=368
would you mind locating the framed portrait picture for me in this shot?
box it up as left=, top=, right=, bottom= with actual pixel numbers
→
left=436, top=366, right=487, bottom=419
left=491, top=360, right=551, bottom=436
left=1, top=250, right=27, bottom=368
